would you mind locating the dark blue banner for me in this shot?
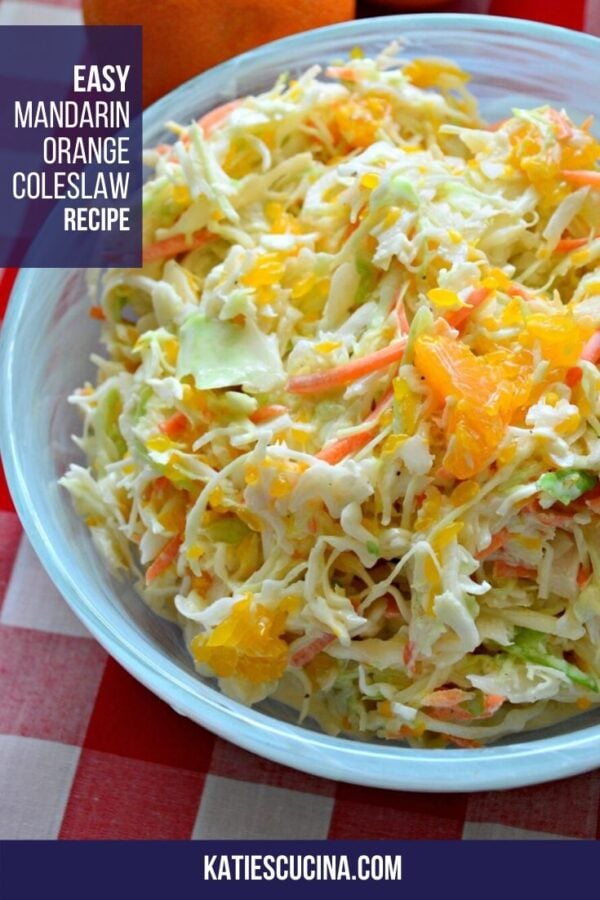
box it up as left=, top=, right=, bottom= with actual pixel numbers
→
left=0, top=26, right=142, bottom=268
left=0, top=840, right=593, bottom=899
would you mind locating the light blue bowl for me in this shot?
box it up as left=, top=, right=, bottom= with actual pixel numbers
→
left=2, top=14, right=600, bottom=791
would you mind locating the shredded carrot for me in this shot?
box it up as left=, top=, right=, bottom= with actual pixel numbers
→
left=547, top=108, right=573, bottom=141
left=341, top=218, right=362, bottom=245
left=403, top=640, right=415, bottom=669
left=581, top=115, right=594, bottom=132
left=555, top=235, right=592, bottom=252
left=493, top=560, right=536, bottom=580
left=577, top=565, right=592, bottom=588
left=446, top=735, right=482, bottom=749
left=158, top=411, right=188, bottom=437
left=143, top=229, right=214, bottom=264
left=291, top=632, right=335, bottom=667
left=561, top=169, right=600, bottom=190
left=325, top=65, right=360, bottom=83
left=581, top=329, right=600, bottom=364
left=394, top=725, right=417, bottom=740
left=152, top=142, right=180, bottom=163
left=145, top=534, right=182, bottom=584
left=566, top=366, right=583, bottom=388
left=445, top=286, right=492, bottom=331
left=384, top=595, right=401, bottom=618
left=198, top=98, right=243, bottom=135
left=425, top=691, right=504, bottom=722
left=507, top=282, right=533, bottom=300
left=393, top=292, right=410, bottom=335
left=484, top=694, right=505, bottom=716
left=152, top=100, right=243, bottom=161
left=316, top=427, right=378, bottom=465
left=286, top=341, right=405, bottom=395
left=476, top=528, right=510, bottom=561
left=316, top=386, right=393, bottom=464
left=89, top=306, right=105, bottom=320
left=422, top=688, right=472, bottom=708
left=249, top=404, right=288, bottom=424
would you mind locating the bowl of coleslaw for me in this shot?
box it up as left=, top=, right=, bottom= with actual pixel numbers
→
left=2, top=13, right=600, bottom=791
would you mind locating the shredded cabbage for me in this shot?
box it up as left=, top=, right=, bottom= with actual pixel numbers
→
left=61, top=49, right=600, bottom=748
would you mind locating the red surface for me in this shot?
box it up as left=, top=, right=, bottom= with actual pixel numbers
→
left=488, top=0, right=585, bottom=30
left=0, top=268, right=18, bottom=513
left=59, top=749, right=206, bottom=839
left=329, top=784, right=470, bottom=839
left=210, top=733, right=336, bottom=795
left=466, top=772, right=600, bottom=838
left=0, top=268, right=17, bottom=319
left=0, top=512, right=22, bottom=610
left=83, top=657, right=217, bottom=771
left=0, top=464, right=14, bottom=515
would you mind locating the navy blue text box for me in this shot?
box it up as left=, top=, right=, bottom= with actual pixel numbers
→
left=0, top=840, right=594, bottom=900
left=0, top=26, right=142, bottom=268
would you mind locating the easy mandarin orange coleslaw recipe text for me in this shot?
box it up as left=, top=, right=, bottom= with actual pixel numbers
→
left=62, top=49, right=600, bottom=747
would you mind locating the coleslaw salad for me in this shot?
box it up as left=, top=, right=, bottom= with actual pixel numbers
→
left=62, top=47, right=600, bottom=747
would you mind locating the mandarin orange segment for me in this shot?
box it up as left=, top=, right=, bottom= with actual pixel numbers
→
left=414, top=334, right=532, bottom=479
left=413, top=333, right=495, bottom=401
left=191, top=596, right=295, bottom=684
left=445, top=402, right=506, bottom=480
left=560, top=129, right=600, bottom=171
left=521, top=311, right=593, bottom=369
left=333, top=98, right=382, bottom=149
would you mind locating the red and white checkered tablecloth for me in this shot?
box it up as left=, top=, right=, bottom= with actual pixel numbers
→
left=1, top=0, right=600, bottom=841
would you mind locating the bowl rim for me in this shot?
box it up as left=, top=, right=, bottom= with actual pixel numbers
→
left=2, top=12, right=600, bottom=793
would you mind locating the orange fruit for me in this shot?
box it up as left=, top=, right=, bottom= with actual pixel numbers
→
left=414, top=334, right=533, bottom=480
left=521, top=311, right=593, bottom=369
left=83, top=0, right=356, bottom=107
left=190, top=595, right=296, bottom=684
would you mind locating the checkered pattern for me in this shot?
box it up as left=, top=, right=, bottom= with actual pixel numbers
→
left=1, top=0, right=600, bottom=840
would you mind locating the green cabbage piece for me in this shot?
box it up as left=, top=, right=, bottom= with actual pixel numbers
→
left=92, top=387, right=126, bottom=468
left=205, top=517, right=250, bottom=544
left=177, top=314, right=284, bottom=392
left=536, top=469, right=597, bottom=507
left=507, top=628, right=598, bottom=692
